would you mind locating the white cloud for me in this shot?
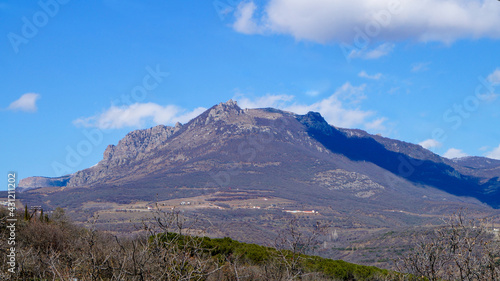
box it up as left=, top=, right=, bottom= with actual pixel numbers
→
left=475, top=73, right=499, bottom=101
left=387, top=87, right=400, bottom=95
left=479, top=146, right=489, bottom=152
left=233, top=0, right=500, bottom=44
left=486, top=144, right=500, bottom=160
left=74, top=103, right=207, bottom=129
left=411, top=62, right=431, bottom=73
left=487, top=68, right=500, bottom=85
left=236, top=93, right=295, bottom=109
left=419, top=139, right=442, bottom=150
left=76, top=86, right=385, bottom=132
left=235, top=82, right=387, bottom=131
left=443, top=148, right=468, bottom=159
left=8, top=93, right=40, bottom=112
left=358, top=71, right=382, bottom=80
left=285, top=88, right=373, bottom=128
left=349, top=43, right=394, bottom=60
left=233, top=2, right=261, bottom=34
left=305, top=90, right=320, bottom=97
left=365, top=117, right=387, bottom=131
left=331, top=82, right=367, bottom=104
left=176, top=107, right=207, bottom=123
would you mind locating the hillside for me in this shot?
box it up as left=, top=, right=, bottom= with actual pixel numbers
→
left=0, top=206, right=399, bottom=280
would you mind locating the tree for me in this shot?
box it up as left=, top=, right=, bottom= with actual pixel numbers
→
left=398, top=209, right=500, bottom=281
left=37, top=208, right=50, bottom=223
left=24, top=204, right=29, bottom=221
left=51, top=207, right=68, bottom=225
left=265, top=218, right=328, bottom=280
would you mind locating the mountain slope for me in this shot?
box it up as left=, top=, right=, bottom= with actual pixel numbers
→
left=19, top=100, right=500, bottom=210
left=297, top=112, right=500, bottom=207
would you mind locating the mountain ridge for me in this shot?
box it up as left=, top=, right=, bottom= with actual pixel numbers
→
left=19, top=100, right=500, bottom=209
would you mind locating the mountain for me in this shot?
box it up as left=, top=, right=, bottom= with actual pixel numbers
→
left=18, top=175, right=70, bottom=192
left=297, top=112, right=500, bottom=206
left=19, top=100, right=500, bottom=208
left=446, top=156, right=500, bottom=179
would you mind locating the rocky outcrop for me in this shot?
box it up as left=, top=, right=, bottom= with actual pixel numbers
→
left=67, top=123, right=183, bottom=187
left=102, top=124, right=182, bottom=165
left=18, top=175, right=71, bottom=191
left=188, top=99, right=246, bottom=128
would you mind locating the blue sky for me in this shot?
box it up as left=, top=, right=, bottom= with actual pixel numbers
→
left=2, top=0, right=500, bottom=188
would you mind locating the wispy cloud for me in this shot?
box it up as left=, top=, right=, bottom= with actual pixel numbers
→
left=479, top=146, right=489, bottom=152
left=235, top=82, right=388, bottom=133
left=365, top=117, right=387, bottom=131
left=235, top=93, right=295, bottom=109
left=332, top=82, right=367, bottom=104
left=233, top=2, right=261, bottom=34
left=305, top=90, right=320, bottom=97
left=77, top=84, right=385, bottom=133
left=443, top=148, right=468, bottom=159
left=74, top=103, right=206, bottom=129
left=419, top=139, right=442, bottom=150
left=486, top=144, right=500, bottom=160
left=349, top=43, right=394, bottom=60
left=358, top=71, right=382, bottom=80
left=477, top=70, right=499, bottom=101
left=8, top=93, right=41, bottom=112
left=232, top=0, right=500, bottom=44
left=411, top=62, right=431, bottom=73
left=487, top=68, right=500, bottom=85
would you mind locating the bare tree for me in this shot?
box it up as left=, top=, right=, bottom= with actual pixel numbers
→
left=265, top=218, right=327, bottom=280
left=396, top=232, right=448, bottom=281
left=110, top=206, right=222, bottom=280
left=398, top=209, right=500, bottom=281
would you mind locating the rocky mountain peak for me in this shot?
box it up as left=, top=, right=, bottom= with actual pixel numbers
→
left=297, top=111, right=334, bottom=135
left=223, top=99, right=239, bottom=107
left=209, top=99, right=243, bottom=117
left=188, top=99, right=246, bottom=127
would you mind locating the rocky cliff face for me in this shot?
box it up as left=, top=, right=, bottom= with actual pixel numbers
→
left=102, top=123, right=183, bottom=164
left=18, top=175, right=70, bottom=191
left=66, top=123, right=183, bottom=187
